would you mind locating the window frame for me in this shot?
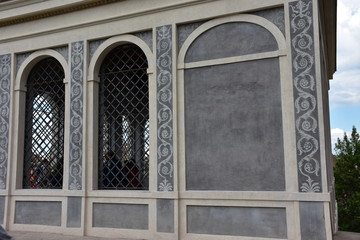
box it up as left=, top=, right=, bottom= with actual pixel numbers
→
left=87, top=35, right=155, bottom=193
left=22, top=57, right=66, bottom=189
left=13, top=50, right=70, bottom=192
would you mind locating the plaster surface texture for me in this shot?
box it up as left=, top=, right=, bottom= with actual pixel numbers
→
left=299, top=202, right=326, bottom=240
left=67, top=197, right=82, bottom=227
left=93, top=203, right=148, bottom=230
left=14, top=201, right=62, bottom=226
left=156, top=199, right=174, bottom=233
left=185, top=22, right=278, bottom=62
left=187, top=205, right=287, bottom=238
left=185, top=58, right=285, bottom=191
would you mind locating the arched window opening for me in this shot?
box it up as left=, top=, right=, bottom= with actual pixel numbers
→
left=23, top=57, right=65, bottom=189
left=98, top=44, right=149, bottom=190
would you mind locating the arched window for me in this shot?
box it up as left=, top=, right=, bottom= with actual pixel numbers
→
left=23, top=57, right=65, bottom=189
left=98, top=43, right=149, bottom=190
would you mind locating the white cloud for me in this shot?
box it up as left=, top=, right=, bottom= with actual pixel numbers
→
left=330, top=128, right=351, bottom=152
left=329, top=0, right=360, bottom=108
left=336, top=1, right=360, bottom=71
left=329, top=69, right=360, bottom=107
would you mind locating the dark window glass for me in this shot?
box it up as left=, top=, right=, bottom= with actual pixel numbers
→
left=23, top=57, right=65, bottom=189
left=98, top=44, right=149, bottom=190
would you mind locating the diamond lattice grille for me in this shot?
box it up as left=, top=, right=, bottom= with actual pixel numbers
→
left=98, top=44, right=149, bottom=190
left=23, top=58, right=65, bottom=189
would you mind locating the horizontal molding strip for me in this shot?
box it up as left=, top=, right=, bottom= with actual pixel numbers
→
left=179, top=191, right=330, bottom=202
left=179, top=49, right=286, bottom=70
left=6, top=190, right=330, bottom=202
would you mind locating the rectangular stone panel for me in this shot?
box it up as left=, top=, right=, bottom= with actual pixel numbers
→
left=185, top=58, right=285, bottom=191
left=300, top=202, right=326, bottom=240
left=67, top=197, right=81, bottom=227
left=0, top=196, right=4, bottom=224
left=93, top=203, right=148, bottom=230
left=15, top=201, right=61, bottom=226
left=157, top=199, right=174, bottom=233
left=187, top=206, right=287, bottom=238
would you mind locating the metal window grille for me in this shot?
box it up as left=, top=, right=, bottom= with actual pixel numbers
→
left=23, top=58, right=65, bottom=189
left=98, top=44, right=149, bottom=190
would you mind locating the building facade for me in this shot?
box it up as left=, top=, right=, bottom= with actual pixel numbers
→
left=0, top=0, right=336, bottom=239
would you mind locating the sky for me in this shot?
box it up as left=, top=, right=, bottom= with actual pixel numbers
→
left=329, top=0, right=360, bottom=151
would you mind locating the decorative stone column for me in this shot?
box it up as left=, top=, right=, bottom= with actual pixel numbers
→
left=0, top=54, right=11, bottom=190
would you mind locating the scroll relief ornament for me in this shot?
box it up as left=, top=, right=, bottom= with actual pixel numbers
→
left=69, top=42, right=84, bottom=190
left=290, top=0, right=322, bottom=193
left=156, top=25, right=174, bottom=191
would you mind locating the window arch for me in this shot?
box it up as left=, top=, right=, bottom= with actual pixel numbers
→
left=98, top=43, right=149, bottom=190
left=23, top=57, right=65, bottom=189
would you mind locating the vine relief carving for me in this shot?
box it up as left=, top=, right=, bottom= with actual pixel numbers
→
left=290, top=0, right=322, bottom=192
left=156, top=25, right=174, bottom=191
left=69, top=41, right=84, bottom=190
left=0, top=54, right=11, bottom=189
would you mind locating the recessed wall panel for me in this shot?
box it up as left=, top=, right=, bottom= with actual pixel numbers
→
left=0, top=197, right=4, bottom=224
left=187, top=206, right=287, bottom=238
left=300, top=202, right=326, bottom=240
left=93, top=203, right=148, bottom=230
left=185, top=59, right=285, bottom=191
left=67, top=197, right=81, bottom=227
left=157, top=199, right=174, bottom=233
left=15, top=201, right=61, bottom=226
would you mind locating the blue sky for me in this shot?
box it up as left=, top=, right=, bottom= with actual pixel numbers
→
left=329, top=0, right=360, bottom=151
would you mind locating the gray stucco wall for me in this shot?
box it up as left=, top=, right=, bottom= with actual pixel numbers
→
left=93, top=203, right=148, bottom=230
left=185, top=58, right=285, bottom=191
left=67, top=197, right=81, bottom=227
left=187, top=205, right=287, bottom=238
left=299, top=202, right=326, bottom=240
left=0, top=196, right=4, bottom=224
left=185, top=22, right=278, bottom=62
left=15, top=201, right=62, bottom=226
left=157, top=199, right=174, bottom=233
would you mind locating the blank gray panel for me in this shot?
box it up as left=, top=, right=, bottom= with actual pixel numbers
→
left=185, top=22, right=278, bottom=62
left=93, top=203, right=148, bottom=230
left=67, top=197, right=81, bottom=228
left=157, top=199, right=174, bottom=233
left=15, top=201, right=61, bottom=226
left=185, top=59, right=285, bottom=191
left=187, top=206, right=287, bottom=238
left=0, top=197, right=4, bottom=224
left=300, top=202, right=326, bottom=240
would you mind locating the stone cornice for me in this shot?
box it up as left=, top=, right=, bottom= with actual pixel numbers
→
left=0, top=0, right=123, bottom=27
